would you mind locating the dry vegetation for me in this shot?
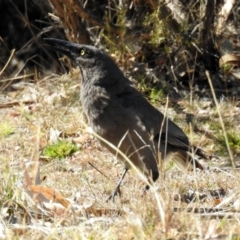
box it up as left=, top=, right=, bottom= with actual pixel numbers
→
left=1, top=0, right=240, bottom=239
left=1, top=70, right=240, bottom=239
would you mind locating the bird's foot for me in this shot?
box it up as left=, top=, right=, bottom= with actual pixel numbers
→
left=140, top=184, right=149, bottom=197
left=107, top=186, right=121, bottom=202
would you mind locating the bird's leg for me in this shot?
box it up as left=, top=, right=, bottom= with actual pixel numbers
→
left=107, top=168, right=128, bottom=202
left=144, top=169, right=159, bottom=192
left=141, top=178, right=153, bottom=197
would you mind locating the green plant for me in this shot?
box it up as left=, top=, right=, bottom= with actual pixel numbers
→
left=0, top=122, right=14, bottom=138
left=42, top=140, right=78, bottom=160
left=150, top=88, right=164, bottom=103
left=219, top=131, right=240, bottom=154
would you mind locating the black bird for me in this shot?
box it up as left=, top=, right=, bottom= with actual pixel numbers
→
left=44, top=38, right=208, bottom=200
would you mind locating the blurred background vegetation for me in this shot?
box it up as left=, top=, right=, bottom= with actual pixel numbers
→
left=0, top=0, right=240, bottom=99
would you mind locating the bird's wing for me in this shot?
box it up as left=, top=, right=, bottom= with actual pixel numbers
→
left=114, top=83, right=208, bottom=160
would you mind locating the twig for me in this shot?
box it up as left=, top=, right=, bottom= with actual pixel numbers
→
left=0, top=49, right=15, bottom=77
left=0, top=74, right=35, bottom=82
left=0, top=100, right=36, bottom=109
left=88, top=162, right=110, bottom=180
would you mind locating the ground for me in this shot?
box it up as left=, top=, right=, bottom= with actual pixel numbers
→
left=1, top=69, right=240, bottom=239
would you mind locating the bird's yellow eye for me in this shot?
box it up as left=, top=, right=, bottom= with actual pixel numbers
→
left=80, top=49, right=85, bottom=56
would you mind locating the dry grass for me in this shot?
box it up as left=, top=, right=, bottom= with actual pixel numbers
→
left=1, top=70, right=240, bottom=239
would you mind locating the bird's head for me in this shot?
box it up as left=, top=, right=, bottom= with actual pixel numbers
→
left=44, top=38, right=104, bottom=68
left=44, top=38, right=124, bottom=85
left=44, top=38, right=131, bottom=92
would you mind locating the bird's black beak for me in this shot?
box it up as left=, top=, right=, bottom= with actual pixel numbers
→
left=43, top=38, right=78, bottom=60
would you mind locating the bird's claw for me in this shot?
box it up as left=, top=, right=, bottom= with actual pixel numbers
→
left=107, top=186, right=121, bottom=202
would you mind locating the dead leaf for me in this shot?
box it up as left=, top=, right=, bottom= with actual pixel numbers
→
left=42, top=202, right=68, bottom=216
left=23, top=164, right=33, bottom=186
left=213, top=198, right=222, bottom=206
left=28, top=185, right=71, bottom=208
left=204, top=219, right=219, bottom=239
left=219, top=54, right=240, bottom=68
left=49, top=128, right=62, bottom=144
left=73, top=133, right=91, bottom=144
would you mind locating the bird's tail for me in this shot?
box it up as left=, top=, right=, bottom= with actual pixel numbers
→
left=172, top=150, right=204, bottom=173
